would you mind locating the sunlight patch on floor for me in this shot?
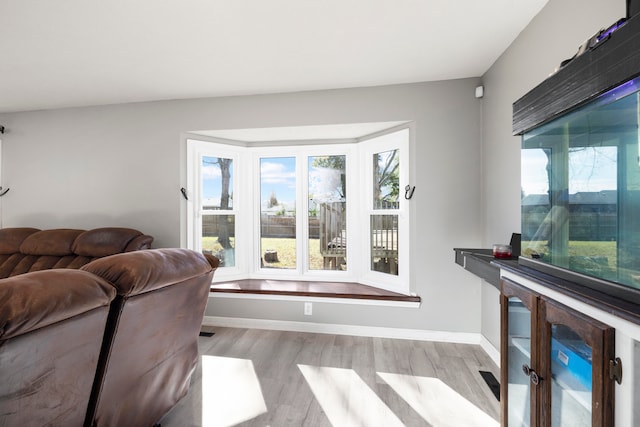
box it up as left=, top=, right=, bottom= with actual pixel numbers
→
left=377, top=372, right=499, bottom=427
left=298, top=364, right=405, bottom=427
left=201, top=356, right=268, bottom=427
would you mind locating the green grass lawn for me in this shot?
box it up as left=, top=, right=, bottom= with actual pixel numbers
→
left=260, top=238, right=326, bottom=270
left=523, top=240, right=617, bottom=268
left=202, top=236, right=331, bottom=270
left=202, top=236, right=234, bottom=254
left=569, top=241, right=617, bottom=263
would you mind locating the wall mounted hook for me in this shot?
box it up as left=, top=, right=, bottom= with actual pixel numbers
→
left=0, top=187, right=9, bottom=197
left=404, top=185, right=415, bottom=200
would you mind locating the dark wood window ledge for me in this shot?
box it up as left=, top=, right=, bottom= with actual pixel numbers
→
left=210, top=279, right=420, bottom=303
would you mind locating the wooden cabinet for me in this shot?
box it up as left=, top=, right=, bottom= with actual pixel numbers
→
left=501, top=278, right=616, bottom=426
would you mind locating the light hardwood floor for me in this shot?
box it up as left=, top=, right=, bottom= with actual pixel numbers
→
left=160, top=327, right=500, bottom=427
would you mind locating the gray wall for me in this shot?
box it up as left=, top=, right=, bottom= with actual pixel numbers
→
left=479, top=0, right=625, bottom=347
left=0, top=0, right=625, bottom=340
left=0, top=79, right=485, bottom=334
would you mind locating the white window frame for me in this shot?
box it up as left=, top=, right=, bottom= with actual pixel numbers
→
left=251, top=145, right=357, bottom=282
left=187, top=139, right=249, bottom=280
left=185, top=126, right=412, bottom=294
left=358, top=128, right=410, bottom=294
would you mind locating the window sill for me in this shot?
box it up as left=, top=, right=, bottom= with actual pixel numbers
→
left=210, top=279, right=421, bottom=307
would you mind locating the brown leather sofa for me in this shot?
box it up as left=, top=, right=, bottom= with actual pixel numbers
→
left=0, top=229, right=219, bottom=427
left=0, top=227, right=154, bottom=278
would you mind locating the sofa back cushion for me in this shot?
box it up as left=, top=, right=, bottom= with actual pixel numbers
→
left=20, top=229, right=84, bottom=256
left=0, top=228, right=39, bottom=254
left=73, top=227, right=152, bottom=257
left=0, top=227, right=153, bottom=279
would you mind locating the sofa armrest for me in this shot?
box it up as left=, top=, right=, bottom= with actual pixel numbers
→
left=203, top=253, right=220, bottom=270
left=0, top=270, right=116, bottom=340
left=81, top=248, right=213, bottom=297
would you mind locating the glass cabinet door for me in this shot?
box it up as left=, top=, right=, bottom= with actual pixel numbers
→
left=549, top=323, right=592, bottom=425
left=502, top=279, right=616, bottom=427
left=501, top=279, right=540, bottom=427
left=540, top=299, right=615, bottom=427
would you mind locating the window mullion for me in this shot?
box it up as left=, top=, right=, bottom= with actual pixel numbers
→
left=298, top=153, right=307, bottom=275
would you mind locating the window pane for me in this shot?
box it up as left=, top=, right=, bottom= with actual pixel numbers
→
left=202, top=156, right=233, bottom=210
left=260, top=157, right=296, bottom=269
left=373, top=149, right=399, bottom=209
left=201, top=155, right=235, bottom=268
left=370, top=214, right=398, bottom=275
left=202, top=214, right=235, bottom=267
left=309, top=155, right=346, bottom=271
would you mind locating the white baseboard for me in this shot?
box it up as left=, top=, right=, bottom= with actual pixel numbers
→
left=203, top=315, right=500, bottom=367
left=479, top=336, right=501, bottom=368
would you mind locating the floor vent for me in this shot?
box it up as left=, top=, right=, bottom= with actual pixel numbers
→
left=199, top=325, right=216, bottom=337
left=479, top=370, right=500, bottom=401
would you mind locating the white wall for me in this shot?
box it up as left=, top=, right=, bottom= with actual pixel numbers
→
left=479, top=0, right=625, bottom=348
left=0, top=79, right=485, bottom=334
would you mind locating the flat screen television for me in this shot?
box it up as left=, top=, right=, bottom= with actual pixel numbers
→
left=514, top=12, right=640, bottom=304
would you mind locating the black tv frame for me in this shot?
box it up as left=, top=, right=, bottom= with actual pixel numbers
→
left=513, top=13, right=640, bottom=136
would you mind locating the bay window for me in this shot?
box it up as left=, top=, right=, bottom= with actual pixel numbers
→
left=186, top=125, right=411, bottom=294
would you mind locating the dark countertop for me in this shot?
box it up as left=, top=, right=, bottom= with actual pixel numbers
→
left=454, top=247, right=640, bottom=325
left=453, top=248, right=517, bottom=289
left=494, top=258, right=640, bottom=325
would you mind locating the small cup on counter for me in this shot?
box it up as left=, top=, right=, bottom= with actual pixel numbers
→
left=493, top=244, right=512, bottom=259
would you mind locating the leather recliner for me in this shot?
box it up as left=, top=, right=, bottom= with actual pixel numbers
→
left=82, top=249, right=217, bottom=427
left=0, top=227, right=218, bottom=427
left=0, top=269, right=117, bottom=426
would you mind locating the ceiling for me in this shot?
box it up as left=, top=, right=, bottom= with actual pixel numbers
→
left=0, top=0, right=548, bottom=114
